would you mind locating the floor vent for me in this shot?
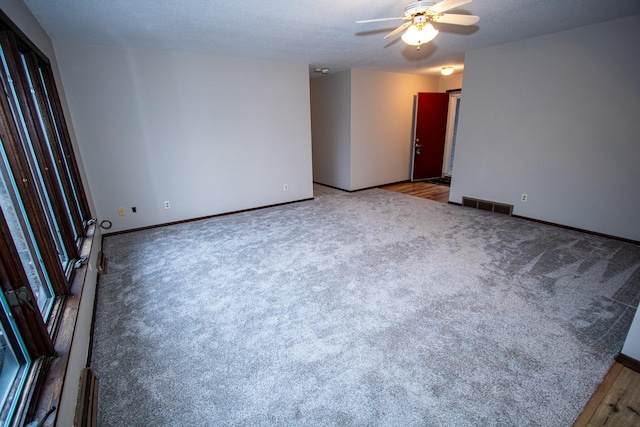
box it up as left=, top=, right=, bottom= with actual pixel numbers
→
left=97, top=251, right=108, bottom=275
left=462, top=197, right=513, bottom=216
left=74, top=368, right=99, bottom=427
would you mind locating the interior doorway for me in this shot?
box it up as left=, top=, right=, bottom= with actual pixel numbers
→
left=442, top=90, right=461, bottom=177
left=410, top=92, right=449, bottom=181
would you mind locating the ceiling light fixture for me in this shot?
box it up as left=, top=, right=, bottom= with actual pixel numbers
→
left=441, top=66, right=454, bottom=76
left=314, top=67, right=330, bottom=75
left=400, top=18, right=439, bottom=50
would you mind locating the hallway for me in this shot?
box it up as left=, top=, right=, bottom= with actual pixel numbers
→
left=381, top=181, right=450, bottom=203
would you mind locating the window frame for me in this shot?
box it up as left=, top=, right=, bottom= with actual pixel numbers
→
left=0, top=9, right=94, bottom=426
left=0, top=31, right=78, bottom=278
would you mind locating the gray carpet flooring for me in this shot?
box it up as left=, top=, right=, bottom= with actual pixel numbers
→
left=92, top=185, right=640, bottom=426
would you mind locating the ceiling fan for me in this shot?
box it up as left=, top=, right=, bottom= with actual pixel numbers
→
left=357, top=0, right=479, bottom=49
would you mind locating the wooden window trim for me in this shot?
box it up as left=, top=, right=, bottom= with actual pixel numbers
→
left=23, top=50, right=83, bottom=239
left=0, top=9, right=89, bottom=233
left=0, top=31, right=79, bottom=265
left=38, top=63, right=91, bottom=228
left=21, top=49, right=84, bottom=249
left=0, top=46, right=71, bottom=296
left=0, top=220, right=54, bottom=357
left=0, top=10, right=48, bottom=65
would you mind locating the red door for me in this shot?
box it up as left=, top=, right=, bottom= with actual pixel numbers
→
left=411, top=92, right=450, bottom=181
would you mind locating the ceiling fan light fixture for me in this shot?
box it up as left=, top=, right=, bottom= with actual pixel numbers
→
left=441, top=66, right=454, bottom=76
left=401, top=22, right=439, bottom=47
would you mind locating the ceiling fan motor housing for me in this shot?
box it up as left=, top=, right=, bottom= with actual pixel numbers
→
left=404, top=1, right=437, bottom=17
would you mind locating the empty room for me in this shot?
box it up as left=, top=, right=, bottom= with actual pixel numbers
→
left=0, top=0, right=639, bottom=425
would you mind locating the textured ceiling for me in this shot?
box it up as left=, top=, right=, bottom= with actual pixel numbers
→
left=22, top=0, right=640, bottom=76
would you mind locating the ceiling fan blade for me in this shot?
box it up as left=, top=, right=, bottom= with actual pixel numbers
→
left=356, top=17, right=408, bottom=24
left=429, top=0, right=472, bottom=14
left=384, top=21, right=412, bottom=39
left=435, top=14, right=480, bottom=26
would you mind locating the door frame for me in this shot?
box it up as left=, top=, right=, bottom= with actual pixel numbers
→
left=410, top=94, right=418, bottom=181
left=442, top=90, right=461, bottom=177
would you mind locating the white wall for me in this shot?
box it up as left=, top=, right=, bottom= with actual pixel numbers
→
left=310, top=71, right=352, bottom=189
left=438, top=73, right=463, bottom=92
left=54, top=42, right=314, bottom=233
left=311, top=69, right=438, bottom=191
left=0, top=1, right=101, bottom=426
left=450, top=14, right=640, bottom=241
left=350, top=69, right=438, bottom=190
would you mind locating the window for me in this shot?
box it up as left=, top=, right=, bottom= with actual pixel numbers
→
left=0, top=139, right=55, bottom=317
left=0, top=292, right=30, bottom=426
left=0, top=11, right=91, bottom=426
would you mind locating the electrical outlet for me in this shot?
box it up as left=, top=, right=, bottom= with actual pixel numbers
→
left=283, top=184, right=289, bottom=191
left=521, top=193, right=528, bottom=202
left=118, top=207, right=125, bottom=216
left=164, top=201, right=171, bottom=209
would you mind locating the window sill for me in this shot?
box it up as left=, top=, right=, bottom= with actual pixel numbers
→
left=26, top=223, right=99, bottom=426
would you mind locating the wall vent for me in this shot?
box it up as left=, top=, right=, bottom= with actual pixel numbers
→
left=462, top=197, right=513, bottom=216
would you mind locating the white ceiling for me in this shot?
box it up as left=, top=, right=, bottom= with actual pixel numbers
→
left=22, top=0, right=640, bottom=76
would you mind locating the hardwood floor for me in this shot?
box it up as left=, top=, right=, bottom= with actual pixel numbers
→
left=380, top=181, right=640, bottom=426
left=574, top=362, right=640, bottom=427
left=380, top=181, right=450, bottom=203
